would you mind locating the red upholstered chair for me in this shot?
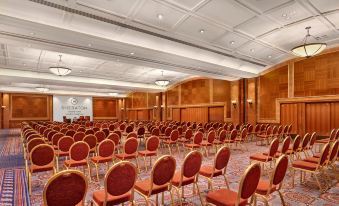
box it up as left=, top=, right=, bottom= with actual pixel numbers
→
left=108, top=124, right=115, bottom=132
left=92, top=161, right=137, bottom=206
left=25, top=138, right=45, bottom=175
left=115, top=138, right=139, bottom=169
left=83, top=134, right=98, bottom=155
left=60, top=128, right=68, bottom=134
left=137, top=126, right=146, bottom=142
left=43, top=128, right=52, bottom=140
left=43, top=170, right=88, bottom=206
left=264, top=136, right=291, bottom=158
left=253, top=155, right=289, bottom=206
left=291, top=143, right=331, bottom=192
left=285, top=135, right=302, bottom=162
left=65, top=130, right=76, bottom=137
left=93, top=127, right=100, bottom=133
left=306, top=132, right=317, bottom=156
left=138, top=136, right=160, bottom=171
left=151, top=127, right=160, bottom=136
left=102, top=128, right=110, bottom=137
left=73, top=132, right=86, bottom=142
left=91, top=139, right=115, bottom=181
left=51, top=133, right=64, bottom=150
left=85, top=129, right=95, bottom=135
left=201, top=130, right=216, bottom=156
left=28, top=144, right=56, bottom=194
left=178, top=129, right=193, bottom=147
left=315, top=129, right=337, bottom=151
left=53, top=126, right=61, bottom=131
left=26, top=133, right=42, bottom=143
left=113, top=130, right=122, bottom=139
left=107, top=133, right=121, bottom=151
left=172, top=151, right=204, bottom=205
left=163, top=130, right=180, bottom=155
left=199, top=146, right=231, bottom=190
left=94, top=131, right=106, bottom=144
left=135, top=155, right=176, bottom=205
left=160, top=127, right=173, bottom=143
left=184, top=131, right=203, bottom=152
left=296, top=133, right=311, bottom=159
left=224, top=129, right=237, bottom=148
left=77, top=127, right=86, bottom=133
left=126, top=132, right=137, bottom=139
left=206, top=162, right=261, bottom=206
left=235, top=128, right=248, bottom=152
left=257, top=126, right=272, bottom=146
left=125, top=125, right=134, bottom=134
left=64, top=141, right=91, bottom=181
left=250, top=138, right=279, bottom=172
left=56, top=136, right=74, bottom=171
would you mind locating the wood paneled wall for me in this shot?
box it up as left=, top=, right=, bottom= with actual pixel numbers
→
left=258, top=48, right=339, bottom=135
left=165, top=78, right=235, bottom=123
left=125, top=92, right=161, bottom=121
left=93, top=98, right=117, bottom=120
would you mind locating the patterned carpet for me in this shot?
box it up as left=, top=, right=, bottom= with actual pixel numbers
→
left=0, top=129, right=338, bottom=206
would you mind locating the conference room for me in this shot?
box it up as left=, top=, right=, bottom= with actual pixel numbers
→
left=0, top=0, right=338, bottom=205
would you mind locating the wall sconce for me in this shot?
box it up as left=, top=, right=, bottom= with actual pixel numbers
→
left=1, top=105, right=6, bottom=109
left=247, top=99, right=253, bottom=105
left=231, top=100, right=237, bottom=108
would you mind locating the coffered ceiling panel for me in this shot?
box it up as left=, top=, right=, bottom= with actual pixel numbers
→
left=308, top=0, right=339, bottom=12
left=325, top=11, right=339, bottom=29
left=133, top=0, right=186, bottom=30
left=196, top=0, right=255, bottom=27
left=175, top=16, right=227, bottom=42
left=238, top=0, right=291, bottom=13
left=165, top=0, right=205, bottom=10
left=214, top=32, right=250, bottom=50
left=236, top=16, right=280, bottom=37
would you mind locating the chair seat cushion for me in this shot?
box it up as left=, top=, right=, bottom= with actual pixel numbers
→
left=199, top=165, right=222, bottom=177
left=303, top=156, right=319, bottom=164
left=30, top=163, right=54, bottom=173
left=206, top=189, right=247, bottom=206
left=163, top=140, right=177, bottom=145
left=224, top=140, right=234, bottom=143
left=138, top=150, right=157, bottom=156
left=250, top=154, right=272, bottom=162
left=56, top=150, right=69, bottom=157
left=135, top=179, right=168, bottom=196
left=213, top=140, right=223, bottom=145
left=178, top=138, right=190, bottom=143
left=315, top=139, right=329, bottom=144
left=171, top=171, right=195, bottom=187
left=93, top=190, right=131, bottom=206
left=255, top=179, right=276, bottom=195
left=185, top=143, right=200, bottom=148
left=91, top=156, right=113, bottom=164
left=313, top=153, right=321, bottom=158
left=292, top=160, right=318, bottom=171
left=115, top=153, right=137, bottom=160
left=257, top=134, right=268, bottom=138
left=201, top=141, right=212, bottom=146
left=64, top=159, right=88, bottom=167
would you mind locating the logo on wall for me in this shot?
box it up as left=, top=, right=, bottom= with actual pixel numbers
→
left=70, top=98, right=78, bottom=105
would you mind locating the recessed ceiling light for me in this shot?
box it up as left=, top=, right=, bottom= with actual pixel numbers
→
left=116, top=59, right=120, bottom=62
left=285, top=17, right=291, bottom=20
left=27, top=44, right=31, bottom=47
left=282, top=13, right=287, bottom=17
left=35, top=87, right=49, bottom=92
left=157, top=13, right=163, bottom=20
left=230, top=41, right=235, bottom=45
left=79, top=70, right=83, bottom=73
left=130, top=52, right=134, bottom=55
left=30, top=32, right=35, bottom=35
left=268, top=55, right=272, bottom=58
left=23, top=63, right=26, bottom=66
left=88, top=43, right=92, bottom=47
left=250, top=49, right=255, bottom=52
left=199, top=29, right=205, bottom=34
left=109, top=92, right=118, bottom=96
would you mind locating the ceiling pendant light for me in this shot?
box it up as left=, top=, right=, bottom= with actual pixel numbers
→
left=155, top=71, right=170, bottom=87
left=49, top=55, right=72, bottom=76
left=291, top=26, right=326, bottom=58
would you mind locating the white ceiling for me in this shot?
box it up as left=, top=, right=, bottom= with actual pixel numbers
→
left=0, top=0, right=338, bottom=96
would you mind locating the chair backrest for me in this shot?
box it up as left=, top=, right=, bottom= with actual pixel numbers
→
left=309, top=132, right=317, bottom=147
left=193, top=132, right=203, bottom=144
left=301, top=133, right=311, bottom=149
left=328, top=140, right=339, bottom=163
left=104, top=161, right=137, bottom=199
left=69, top=141, right=90, bottom=161
left=151, top=155, right=176, bottom=192
left=125, top=125, right=133, bottom=133
left=85, top=129, right=95, bottom=135
left=318, top=143, right=331, bottom=166
left=60, top=128, right=68, bottom=134
left=165, top=127, right=172, bottom=136
left=102, top=128, right=110, bottom=137
left=77, top=127, right=86, bottom=133
left=83, top=134, right=97, bottom=150
left=97, top=139, right=115, bottom=158
left=277, top=125, right=283, bottom=135
left=254, top=124, right=260, bottom=133
left=95, top=131, right=106, bottom=143
left=287, top=124, right=292, bottom=133
left=151, top=127, right=160, bottom=136
left=47, top=130, right=58, bottom=142
left=271, top=155, right=289, bottom=188
left=27, top=134, right=42, bottom=142
left=184, top=129, right=193, bottom=140
left=207, top=131, right=216, bottom=143
left=239, top=128, right=248, bottom=140
left=107, top=133, right=120, bottom=146
left=108, top=124, right=115, bottom=131
left=27, top=138, right=45, bottom=154
left=113, top=130, right=122, bottom=138
left=30, top=144, right=55, bottom=167
left=58, top=136, right=74, bottom=153
left=272, top=126, right=278, bottom=135
left=146, top=136, right=160, bottom=152
left=43, top=128, right=52, bottom=139
left=137, top=127, right=145, bottom=136
left=73, top=132, right=86, bottom=142
left=65, top=130, right=76, bottom=137
left=123, top=138, right=138, bottom=155
left=292, top=135, right=301, bottom=152
left=214, top=146, right=231, bottom=172
left=126, top=132, right=137, bottom=139
left=170, top=130, right=179, bottom=141
left=219, top=130, right=227, bottom=142
left=280, top=136, right=291, bottom=154
left=93, top=127, right=100, bottom=133
left=43, top=170, right=88, bottom=206
left=182, top=151, right=202, bottom=180
left=52, top=133, right=64, bottom=147
left=230, top=129, right=238, bottom=141
left=268, top=138, right=280, bottom=157
left=238, top=163, right=261, bottom=202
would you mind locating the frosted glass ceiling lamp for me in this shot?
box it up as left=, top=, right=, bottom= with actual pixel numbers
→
left=155, top=71, right=170, bottom=87
left=291, top=26, right=326, bottom=58
left=49, top=55, right=72, bottom=76
left=35, top=87, right=49, bottom=92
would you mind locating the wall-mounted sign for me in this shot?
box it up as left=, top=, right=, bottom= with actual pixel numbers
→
left=53, top=95, right=93, bottom=122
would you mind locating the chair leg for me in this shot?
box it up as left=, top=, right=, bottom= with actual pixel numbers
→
left=175, top=187, right=182, bottom=206
left=87, top=163, right=92, bottom=183
left=95, top=163, right=99, bottom=181
left=28, top=172, right=32, bottom=195
left=314, top=173, right=323, bottom=193
left=169, top=190, right=175, bottom=206
left=168, top=144, right=172, bottom=155
left=278, top=190, right=286, bottom=206
left=195, top=182, right=204, bottom=206
left=223, top=174, right=230, bottom=189
left=56, top=157, right=59, bottom=172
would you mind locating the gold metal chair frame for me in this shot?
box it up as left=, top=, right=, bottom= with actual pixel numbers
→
left=139, top=136, right=159, bottom=171
left=43, top=169, right=88, bottom=206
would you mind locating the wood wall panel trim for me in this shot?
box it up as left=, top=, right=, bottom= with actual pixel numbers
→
left=168, top=103, right=226, bottom=109
left=10, top=94, right=50, bottom=119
